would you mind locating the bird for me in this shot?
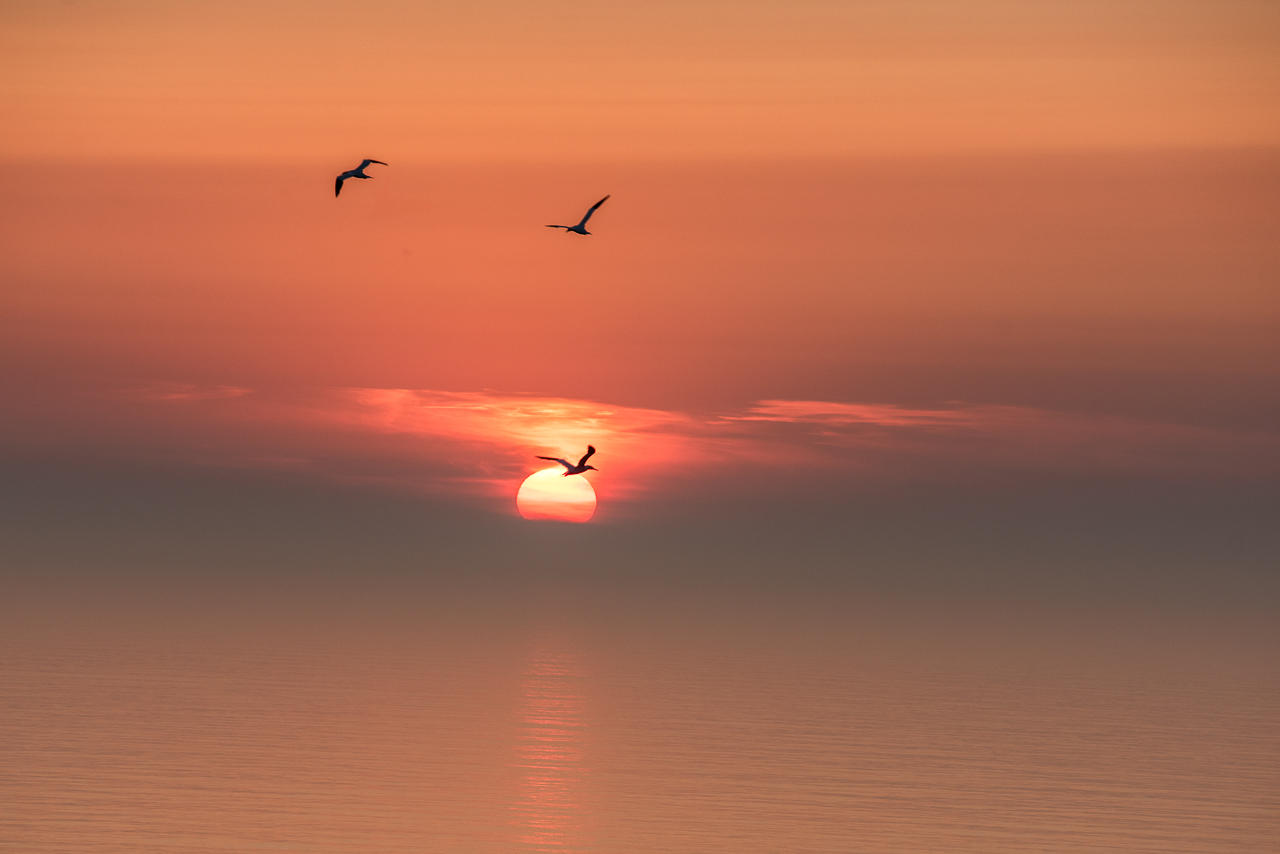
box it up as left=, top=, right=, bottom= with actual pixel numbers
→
left=546, top=195, right=610, bottom=235
left=537, top=445, right=598, bottom=476
left=335, top=159, right=387, bottom=197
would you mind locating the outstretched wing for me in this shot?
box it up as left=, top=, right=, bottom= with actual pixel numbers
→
left=335, top=177, right=345, bottom=197
left=536, top=456, right=572, bottom=469
left=545, top=225, right=569, bottom=229
left=362, top=159, right=388, bottom=167
left=577, top=445, right=596, bottom=467
left=578, top=195, right=610, bottom=226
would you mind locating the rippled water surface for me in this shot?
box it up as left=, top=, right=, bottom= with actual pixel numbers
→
left=2, top=595, right=1276, bottom=853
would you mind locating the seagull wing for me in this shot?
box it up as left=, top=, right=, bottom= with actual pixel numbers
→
left=363, top=159, right=388, bottom=167
left=577, top=446, right=596, bottom=467
left=335, top=176, right=345, bottom=197
left=536, top=456, right=572, bottom=469
left=578, top=195, right=610, bottom=226
left=545, top=225, right=569, bottom=229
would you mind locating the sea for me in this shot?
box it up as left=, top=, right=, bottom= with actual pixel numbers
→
left=2, top=575, right=1275, bottom=853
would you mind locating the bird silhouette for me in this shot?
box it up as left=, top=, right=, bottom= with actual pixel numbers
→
left=536, top=445, right=598, bottom=476
left=335, top=159, right=387, bottom=197
left=546, top=195, right=610, bottom=235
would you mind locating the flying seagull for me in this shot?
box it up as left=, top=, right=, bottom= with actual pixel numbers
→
left=546, top=195, right=610, bottom=235
left=537, top=445, right=598, bottom=476
left=335, top=159, right=387, bottom=197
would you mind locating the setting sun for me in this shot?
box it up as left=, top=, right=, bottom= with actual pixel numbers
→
left=516, top=468, right=597, bottom=523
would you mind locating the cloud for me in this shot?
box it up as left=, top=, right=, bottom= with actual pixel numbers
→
left=18, top=385, right=1278, bottom=515
left=727, top=399, right=1278, bottom=481
left=723, top=400, right=983, bottom=428
left=112, top=382, right=254, bottom=402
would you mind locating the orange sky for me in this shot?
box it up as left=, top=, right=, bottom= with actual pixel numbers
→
left=1, top=0, right=1277, bottom=519
left=4, top=156, right=1275, bottom=408
left=3, top=0, right=1277, bottom=162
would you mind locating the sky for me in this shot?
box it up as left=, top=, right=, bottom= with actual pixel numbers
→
left=1, top=0, right=1277, bottom=615
left=3, top=0, right=1278, bottom=160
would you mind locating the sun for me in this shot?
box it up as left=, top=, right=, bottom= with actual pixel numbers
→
left=516, top=468, right=597, bottom=523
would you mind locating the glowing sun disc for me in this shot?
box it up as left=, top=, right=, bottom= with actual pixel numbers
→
left=517, top=468, right=597, bottom=523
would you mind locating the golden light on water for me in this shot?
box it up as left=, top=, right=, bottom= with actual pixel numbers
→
left=516, top=469, right=597, bottom=523
left=512, top=642, right=587, bottom=852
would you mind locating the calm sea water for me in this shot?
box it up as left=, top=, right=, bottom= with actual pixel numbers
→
left=2, top=586, right=1276, bottom=853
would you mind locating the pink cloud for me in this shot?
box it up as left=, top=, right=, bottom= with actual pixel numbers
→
left=723, top=400, right=984, bottom=428
left=729, top=400, right=1276, bottom=480
left=27, top=385, right=1278, bottom=516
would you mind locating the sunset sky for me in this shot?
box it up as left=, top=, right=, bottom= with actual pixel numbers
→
left=3, top=3, right=1278, bottom=852
left=1, top=0, right=1277, bottom=590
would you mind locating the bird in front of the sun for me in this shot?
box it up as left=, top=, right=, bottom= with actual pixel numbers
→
left=334, top=159, right=387, bottom=197
left=546, top=195, right=610, bottom=235
left=537, top=445, right=598, bottom=476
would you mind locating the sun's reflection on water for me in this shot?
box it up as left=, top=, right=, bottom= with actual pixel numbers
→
left=512, top=640, right=587, bottom=852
